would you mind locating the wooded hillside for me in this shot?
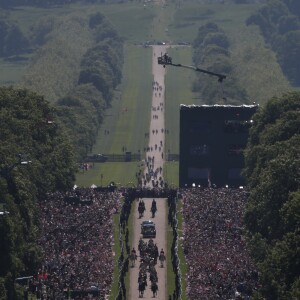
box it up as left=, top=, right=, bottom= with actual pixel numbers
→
left=244, top=92, right=300, bottom=299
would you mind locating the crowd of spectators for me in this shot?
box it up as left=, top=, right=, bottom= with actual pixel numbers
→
left=35, top=188, right=122, bottom=299
left=181, top=188, right=259, bottom=300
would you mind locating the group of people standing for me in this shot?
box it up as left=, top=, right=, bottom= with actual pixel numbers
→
left=181, top=188, right=259, bottom=299
left=35, top=189, right=121, bottom=299
left=131, top=237, right=165, bottom=298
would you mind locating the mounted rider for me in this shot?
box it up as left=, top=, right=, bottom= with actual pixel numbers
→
left=154, top=243, right=159, bottom=264
left=148, top=238, right=154, bottom=247
left=151, top=199, right=157, bottom=217
left=151, top=281, right=158, bottom=297
left=151, top=198, right=157, bottom=210
left=138, top=200, right=146, bottom=217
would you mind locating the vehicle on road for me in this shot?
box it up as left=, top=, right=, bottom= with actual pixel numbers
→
left=141, top=220, right=156, bottom=238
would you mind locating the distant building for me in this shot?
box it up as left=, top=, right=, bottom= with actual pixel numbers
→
left=179, top=104, right=258, bottom=188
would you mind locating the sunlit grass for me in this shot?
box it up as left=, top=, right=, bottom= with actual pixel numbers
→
left=167, top=218, right=176, bottom=298
left=165, top=47, right=198, bottom=154
left=164, top=161, right=179, bottom=187
left=176, top=199, right=188, bottom=300
left=75, top=161, right=143, bottom=187
left=109, top=213, right=122, bottom=300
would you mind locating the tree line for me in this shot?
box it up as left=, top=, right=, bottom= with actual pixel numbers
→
left=0, top=20, right=29, bottom=57
left=17, top=12, right=123, bottom=161
left=246, top=0, right=300, bottom=86
left=192, top=22, right=249, bottom=105
left=55, top=12, right=123, bottom=160
left=0, top=0, right=112, bottom=8
left=0, top=87, right=77, bottom=299
left=243, top=92, right=300, bottom=299
left=0, top=11, right=123, bottom=298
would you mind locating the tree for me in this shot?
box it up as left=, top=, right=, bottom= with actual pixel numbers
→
left=193, top=22, right=248, bottom=105
left=0, top=87, right=77, bottom=297
left=202, top=32, right=230, bottom=49
left=244, top=92, right=300, bottom=299
left=277, top=15, right=300, bottom=34
left=3, top=25, right=29, bottom=56
left=193, top=22, right=219, bottom=48
left=0, top=277, right=6, bottom=300
left=282, top=0, right=300, bottom=17
left=275, top=30, right=300, bottom=85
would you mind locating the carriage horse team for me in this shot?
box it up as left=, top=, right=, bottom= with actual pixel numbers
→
left=131, top=199, right=166, bottom=298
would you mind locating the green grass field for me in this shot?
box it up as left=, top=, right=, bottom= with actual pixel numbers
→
left=76, top=161, right=142, bottom=187
left=91, top=44, right=152, bottom=155
left=164, top=46, right=198, bottom=155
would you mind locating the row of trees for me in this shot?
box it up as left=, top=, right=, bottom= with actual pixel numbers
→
left=192, top=22, right=249, bottom=105
left=0, top=87, right=77, bottom=299
left=243, top=92, right=300, bottom=299
left=246, top=0, right=300, bottom=86
left=0, top=11, right=124, bottom=298
left=0, top=0, right=108, bottom=8
left=55, top=13, right=123, bottom=159
left=0, top=20, right=29, bottom=57
left=20, top=12, right=123, bottom=160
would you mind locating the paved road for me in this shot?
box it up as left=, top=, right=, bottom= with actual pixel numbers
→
left=143, top=45, right=168, bottom=189
left=128, top=45, right=169, bottom=299
left=129, top=198, right=167, bottom=299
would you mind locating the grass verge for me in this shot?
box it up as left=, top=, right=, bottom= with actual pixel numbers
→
left=109, top=198, right=134, bottom=300
left=176, top=199, right=188, bottom=300
left=166, top=198, right=188, bottom=299
left=167, top=211, right=176, bottom=299
left=125, top=199, right=135, bottom=299
left=75, top=161, right=142, bottom=187
left=165, top=46, right=197, bottom=154
left=109, top=213, right=122, bottom=300
left=164, top=161, right=179, bottom=187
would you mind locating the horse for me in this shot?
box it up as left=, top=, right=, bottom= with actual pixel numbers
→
left=159, top=253, right=166, bottom=268
left=138, top=205, right=145, bottom=218
left=130, top=253, right=137, bottom=267
left=151, top=204, right=157, bottom=218
left=138, top=239, right=146, bottom=257
left=138, top=281, right=146, bottom=298
left=151, top=282, right=158, bottom=297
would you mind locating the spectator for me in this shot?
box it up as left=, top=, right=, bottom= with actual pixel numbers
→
left=36, top=188, right=122, bottom=299
left=181, top=188, right=259, bottom=300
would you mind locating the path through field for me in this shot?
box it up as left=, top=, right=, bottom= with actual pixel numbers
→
left=143, top=45, right=168, bottom=189
left=128, top=45, right=168, bottom=299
